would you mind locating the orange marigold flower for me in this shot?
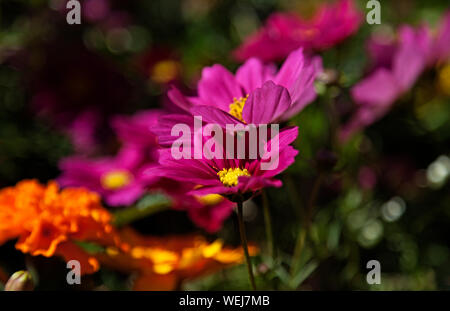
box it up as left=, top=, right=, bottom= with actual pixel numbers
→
left=98, top=228, right=259, bottom=290
left=0, top=179, right=119, bottom=274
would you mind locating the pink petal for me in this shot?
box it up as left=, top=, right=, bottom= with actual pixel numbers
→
left=280, top=55, right=322, bottom=120
left=392, top=26, right=430, bottom=91
left=274, top=47, right=305, bottom=89
left=152, top=114, right=196, bottom=147
left=167, top=86, right=193, bottom=111
left=242, top=81, right=292, bottom=124
left=235, top=58, right=275, bottom=94
left=105, top=183, right=145, bottom=206
left=190, top=105, right=242, bottom=126
left=197, top=64, right=244, bottom=111
left=351, top=69, right=399, bottom=106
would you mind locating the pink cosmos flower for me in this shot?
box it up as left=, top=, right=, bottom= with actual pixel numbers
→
left=67, top=110, right=102, bottom=155
left=148, top=127, right=299, bottom=202
left=190, top=81, right=300, bottom=128
left=168, top=47, right=322, bottom=123
left=58, top=110, right=162, bottom=206
left=58, top=146, right=159, bottom=207
left=59, top=148, right=234, bottom=231
left=340, top=12, right=450, bottom=141
left=59, top=109, right=235, bottom=232
left=233, top=0, right=362, bottom=62
left=77, top=0, right=132, bottom=30
left=83, top=0, right=111, bottom=22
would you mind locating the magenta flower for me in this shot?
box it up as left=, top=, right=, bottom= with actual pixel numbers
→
left=233, top=0, right=362, bottom=62
left=83, top=0, right=111, bottom=22
left=189, top=81, right=298, bottom=128
left=340, top=12, right=450, bottom=140
left=59, top=108, right=234, bottom=232
left=58, top=146, right=159, bottom=206
left=59, top=145, right=234, bottom=231
left=58, top=109, right=163, bottom=206
left=66, top=110, right=102, bottom=155
left=148, top=127, right=299, bottom=201
left=168, top=47, right=321, bottom=123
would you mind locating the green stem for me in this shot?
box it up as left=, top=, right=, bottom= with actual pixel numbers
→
left=291, top=229, right=306, bottom=275
left=262, top=190, right=274, bottom=259
left=291, top=173, right=324, bottom=275
left=237, top=200, right=256, bottom=290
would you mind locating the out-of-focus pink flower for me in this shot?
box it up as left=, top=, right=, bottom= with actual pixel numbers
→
left=78, top=0, right=132, bottom=30
left=59, top=147, right=234, bottom=232
left=169, top=47, right=321, bottom=123
left=58, top=110, right=162, bottom=206
left=148, top=127, right=299, bottom=201
left=234, top=0, right=362, bottom=62
left=83, top=0, right=111, bottom=22
left=58, top=146, right=159, bottom=207
left=340, top=12, right=450, bottom=141
left=67, top=110, right=102, bottom=154
left=59, top=109, right=234, bottom=232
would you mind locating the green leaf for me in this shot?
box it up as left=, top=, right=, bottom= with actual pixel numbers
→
left=73, top=241, right=105, bottom=254
left=112, top=192, right=172, bottom=227
left=289, top=261, right=319, bottom=289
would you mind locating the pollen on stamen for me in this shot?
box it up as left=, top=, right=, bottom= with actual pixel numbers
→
left=229, top=94, right=249, bottom=122
left=217, top=168, right=251, bottom=187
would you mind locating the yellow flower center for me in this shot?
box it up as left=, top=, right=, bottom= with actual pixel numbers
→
left=101, top=170, right=133, bottom=190
left=196, top=193, right=224, bottom=205
left=229, top=95, right=249, bottom=122
left=438, top=63, right=450, bottom=96
left=294, top=28, right=320, bottom=40
left=151, top=60, right=179, bottom=84
left=217, top=168, right=250, bottom=187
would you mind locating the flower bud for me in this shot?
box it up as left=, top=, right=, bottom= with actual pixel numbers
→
left=4, top=271, right=34, bottom=291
